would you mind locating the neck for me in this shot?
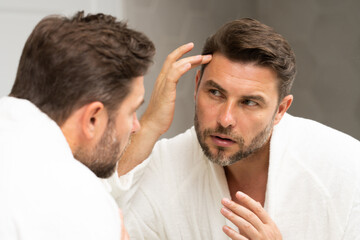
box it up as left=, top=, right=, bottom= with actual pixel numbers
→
left=224, top=140, right=270, bottom=206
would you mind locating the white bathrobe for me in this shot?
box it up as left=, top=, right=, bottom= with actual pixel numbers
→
left=0, top=96, right=121, bottom=240
left=107, top=113, right=360, bottom=239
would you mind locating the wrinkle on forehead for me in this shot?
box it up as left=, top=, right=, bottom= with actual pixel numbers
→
left=201, top=53, right=278, bottom=102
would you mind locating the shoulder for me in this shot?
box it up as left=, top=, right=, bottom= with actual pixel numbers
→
left=275, top=113, right=360, bottom=153
left=271, top=113, right=360, bottom=183
left=271, top=113, right=360, bottom=188
left=0, top=97, right=120, bottom=239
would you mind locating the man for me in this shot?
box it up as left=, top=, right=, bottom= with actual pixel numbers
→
left=0, top=12, right=210, bottom=239
left=107, top=18, right=360, bottom=239
left=0, top=11, right=192, bottom=239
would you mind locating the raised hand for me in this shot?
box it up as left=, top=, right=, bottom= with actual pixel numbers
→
left=141, top=42, right=212, bottom=136
left=117, top=43, right=211, bottom=176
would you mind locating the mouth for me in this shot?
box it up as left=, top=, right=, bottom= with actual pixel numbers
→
left=210, top=134, right=236, bottom=147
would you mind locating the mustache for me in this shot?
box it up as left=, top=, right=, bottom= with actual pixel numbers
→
left=203, top=125, right=244, bottom=144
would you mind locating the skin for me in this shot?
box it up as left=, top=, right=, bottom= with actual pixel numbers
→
left=194, top=53, right=280, bottom=166
left=61, top=76, right=144, bottom=178
left=112, top=76, right=145, bottom=157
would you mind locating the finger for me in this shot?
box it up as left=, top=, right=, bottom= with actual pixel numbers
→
left=173, top=54, right=212, bottom=70
left=157, top=43, right=193, bottom=81
left=220, top=207, right=259, bottom=239
left=165, top=62, right=192, bottom=84
left=172, top=55, right=202, bottom=69
left=222, top=197, right=264, bottom=229
left=235, top=191, right=272, bottom=224
left=166, top=42, right=195, bottom=63
left=200, top=54, right=212, bottom=65
left=222, top=225, right=249, bottom=240
left=160, top=43, right=194, bottom=72
left=166, top=54, right=211, bottom=83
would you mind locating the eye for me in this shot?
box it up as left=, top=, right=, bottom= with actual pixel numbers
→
left=242, top=99, right=258, bottom=106
left=209, top=89, right=222, bottom=97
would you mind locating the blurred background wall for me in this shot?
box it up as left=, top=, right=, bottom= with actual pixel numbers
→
left=1, top=0, right=359, bottom=140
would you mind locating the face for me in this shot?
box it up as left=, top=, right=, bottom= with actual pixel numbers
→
left=75, top=76, right=144, bottom=178
left=194, top=53, right=286, bottom=166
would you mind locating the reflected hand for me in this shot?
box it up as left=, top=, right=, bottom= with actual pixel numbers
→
left=221, top=191, right=282, bottom=240
left=141, top=42, right=212, bottom=136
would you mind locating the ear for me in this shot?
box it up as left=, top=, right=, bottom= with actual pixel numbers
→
left=80, top=101, right=108, bottom=140
left=194, top=70, right=201, bottom=101
left=274, top=94, right=293, bottom=125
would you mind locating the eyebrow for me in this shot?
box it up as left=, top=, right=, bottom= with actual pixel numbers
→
left=204, top=80, right=266, bottom=104
left=135, top=99, right=145, bottom=111
left=242, top=95, right=266, bottom=104
left=204, top=80, right=227, bottom=94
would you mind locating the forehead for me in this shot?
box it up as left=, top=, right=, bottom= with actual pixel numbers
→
left=200, top=53, right=278, bottom=97
left=118, top=76, right=144, bottom=109
left=128, top=76, right=144, bottom=98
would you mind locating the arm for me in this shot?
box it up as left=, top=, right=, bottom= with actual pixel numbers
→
left=117, top=43, right=211, bottom=176
left=221, top=191, right=282, bottom=240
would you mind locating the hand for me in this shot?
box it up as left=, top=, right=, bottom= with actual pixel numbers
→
left=220, top=191, right=282, bottom=240
left=141, top=42, right=212, bottom=136
left=117, top=43, right=211, bottom=176
left=119, top=209, right=129, bottom=240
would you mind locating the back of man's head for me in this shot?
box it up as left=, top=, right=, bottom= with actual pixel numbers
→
left=200, top=18, right=296, bottom=101
left=10, top=11, right=155, bottom=125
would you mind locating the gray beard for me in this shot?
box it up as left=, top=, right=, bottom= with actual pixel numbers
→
left=74, top=120, right=121, bottom=178
left=194, top=112, right=274, bottom=166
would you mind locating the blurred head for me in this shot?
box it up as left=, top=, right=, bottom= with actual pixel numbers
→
left=74, top=76, right=145, bottom=178
left=194, top=18, right=295, bottom=166
left=10, top=11, right=155, bottom=177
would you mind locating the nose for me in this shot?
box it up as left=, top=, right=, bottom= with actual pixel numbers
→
left=217, top=101, right=236, bottom=128
left=132, top=113, right=141, bottom=133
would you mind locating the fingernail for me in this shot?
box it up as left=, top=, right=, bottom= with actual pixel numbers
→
left=236, top=191, right=245, bottom=198
left=203, top=55, right=212, bottom=61
left=222, top=197, right=231, bottom=205
left=221, top=207, right=232, bottom=214
left=222, top=225, right=231, bottom=233
left=187, top=42, right=194, bottom=47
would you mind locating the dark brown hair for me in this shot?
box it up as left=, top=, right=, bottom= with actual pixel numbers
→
left=200, top=18, right=296, bottom=101
left=10, top=11, right=155, bottom=125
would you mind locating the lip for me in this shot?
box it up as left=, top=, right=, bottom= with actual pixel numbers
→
left=210, top=134, right=236, bottom=147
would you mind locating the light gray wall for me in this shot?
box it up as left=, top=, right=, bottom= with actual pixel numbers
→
left=123, top=0, right=360, bottom=140
left=0, top=0, right=124, bottom=97
left=256, top=0, right=360, bottom=140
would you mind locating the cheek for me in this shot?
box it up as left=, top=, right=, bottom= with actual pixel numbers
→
left=242, top=112, right=273, bottom=136
left=196, top=95, right=218, bottom=122
left=115, top=116, right=133, bottom=139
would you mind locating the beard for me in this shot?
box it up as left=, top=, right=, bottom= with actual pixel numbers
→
left=74, top=120, right=123, bottom=178
left=194, top=111, right=274, bottom=166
